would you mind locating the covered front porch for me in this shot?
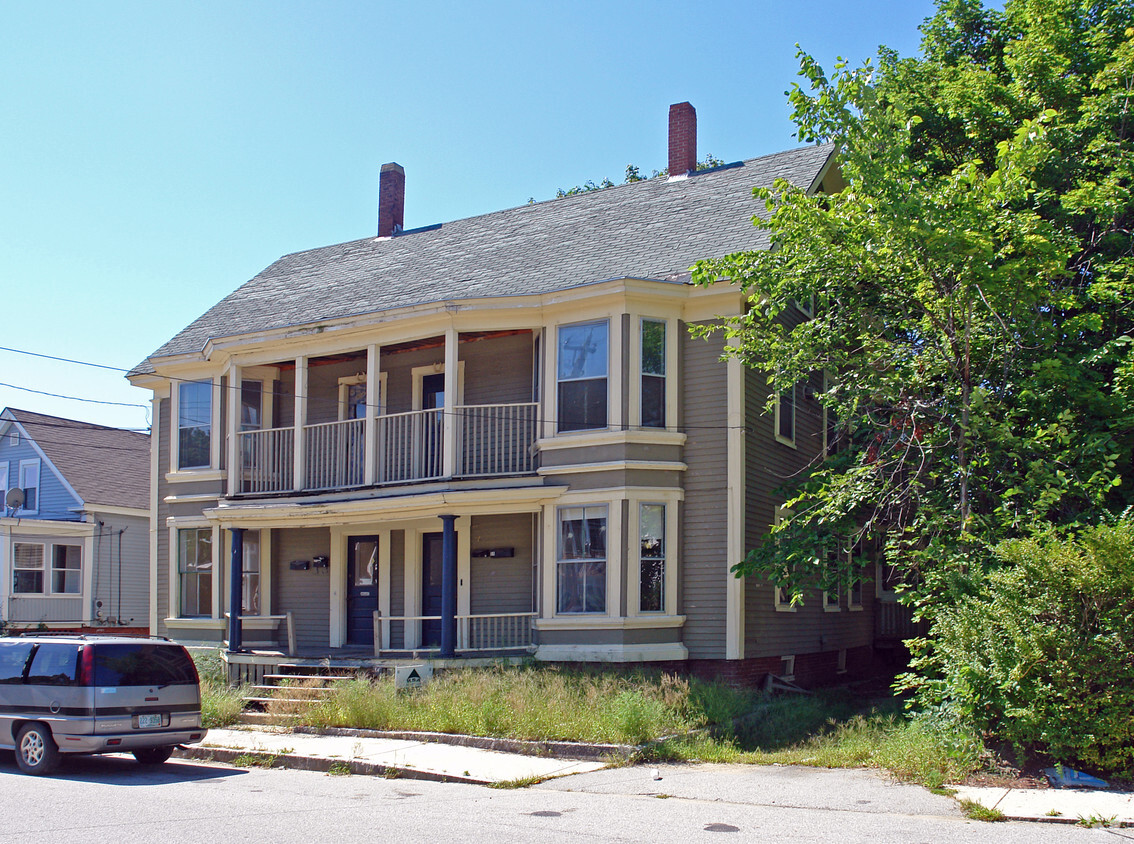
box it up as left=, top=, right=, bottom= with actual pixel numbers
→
left=215, top=496, right=554, bottom=668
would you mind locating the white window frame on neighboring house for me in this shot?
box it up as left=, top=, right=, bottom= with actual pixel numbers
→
left=0, top=461, right=8, bottom=509
left=773, top=506, right=797, bottom=612
left=556, top=319, right=610, bottom=433
left=50, top=544, right=82, bottom=594
left=12, top=542, right=45, bottom=594
left=17, top=459, right=40, bottom=515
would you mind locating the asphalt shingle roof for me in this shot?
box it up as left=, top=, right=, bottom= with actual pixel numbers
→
left=136, top=143, right=834, bottom=373
left=7, top=409, right=150, bottom=510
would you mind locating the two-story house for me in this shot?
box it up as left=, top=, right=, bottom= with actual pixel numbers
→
left=0, top=408, right=150, bottom=633
left=129, top=103, right=874, bottom=686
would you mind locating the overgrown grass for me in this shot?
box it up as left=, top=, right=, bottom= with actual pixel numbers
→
left=646, top=692, right=983, bottom=788
left=270, top=664, right=757, bottom=745
left=192, top=649, right=247, bottom=729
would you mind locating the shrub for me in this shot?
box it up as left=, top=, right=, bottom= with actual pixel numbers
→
left=903, top=521, right=1134, bottom=776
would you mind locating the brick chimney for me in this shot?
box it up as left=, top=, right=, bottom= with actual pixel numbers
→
left=668, top=102, right=697, bottom=177
left=378, top=162, right=405, bottom=237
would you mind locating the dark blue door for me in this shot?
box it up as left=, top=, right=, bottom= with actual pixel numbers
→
left=347, top=537, right=379, bottom=646
left=421, top=532, right=443, bottom=647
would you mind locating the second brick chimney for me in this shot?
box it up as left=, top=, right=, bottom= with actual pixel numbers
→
left=378, top=162, right=405, bottom=237
left=668, top=102, right=697, bottom=177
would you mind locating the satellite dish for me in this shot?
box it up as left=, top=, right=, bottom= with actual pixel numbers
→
left=5, top=488, right=25, bottom=509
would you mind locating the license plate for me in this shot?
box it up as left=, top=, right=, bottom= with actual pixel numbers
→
left=137, top=713, right=162, bottom=729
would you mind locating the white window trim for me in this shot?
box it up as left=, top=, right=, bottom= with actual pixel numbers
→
left=49, top=543, right=83, bottom=596
left=555, top=318, right=612, bottom=434
left=773, top=506, right=796, bottom=612
left=630, top=316, right=677, bottom=430
left=0, top=460, right=8, bottom=509
left=338, top=372, right=387, bottom=420
left=17, top=459, right=40, bottom=515
left=542, top=492, right=623, bottom=622
left=169, top=520, right=220, bottom=620
left=171, top=376, right=221, bottom=473
left=12, top=541, right=46, bottom=595
left=824, top=539, right=848, bottom=613
left=779, top=654, right=796, bottom=681
left=774, top=381, right=797, bottom=448
left=848, top=561, right=864, bottom=611
left=628, top=495, right=679, bottom=618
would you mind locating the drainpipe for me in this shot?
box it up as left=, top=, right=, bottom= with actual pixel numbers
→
left=439, top=514, right=457, bottom=658
left=228, top=528, right=245, bottom=653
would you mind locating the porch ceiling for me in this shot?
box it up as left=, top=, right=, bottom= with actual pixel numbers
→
left=203, top=483, right=568, bottom=528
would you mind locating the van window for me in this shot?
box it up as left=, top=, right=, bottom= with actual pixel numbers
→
left=0, top=642, right=34, bottom=684
left=27, top=644, right=81, bottom=686
left=92, top=644, right=198, bottom=686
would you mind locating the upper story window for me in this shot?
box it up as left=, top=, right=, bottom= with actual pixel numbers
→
left=178, top=380, right=212, bottom=469
left=775, top=381, right=796, bottom=447
left=0, top=461, right=8, bottom=509
left=18, top=459, right=39, bottom=513
left=557, top=320, right=608, bottom=432
left=641, top=319, right=666, bottom=428
left=240, top=380, right=263, bottom=431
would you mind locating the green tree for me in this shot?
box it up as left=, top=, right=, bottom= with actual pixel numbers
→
left=693, top=0, right=1134, bottom=606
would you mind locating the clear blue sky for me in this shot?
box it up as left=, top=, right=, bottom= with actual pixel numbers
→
left=1, top=0, right=939, bottom=431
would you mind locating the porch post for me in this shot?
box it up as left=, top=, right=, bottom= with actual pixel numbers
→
left=228, top=527, right=245, bottom=653
left=293, top=355, right=307, bottom=491
left=442, top=327, right=458, bottom=478
left=226, top=362, right=241, bottom=496
left=364, top=344, right=379, bottom=486
left=439, top=514, right=457, bottom=658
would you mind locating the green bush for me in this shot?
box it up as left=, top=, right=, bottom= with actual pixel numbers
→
left=904, top=521, right=1134, bottom=775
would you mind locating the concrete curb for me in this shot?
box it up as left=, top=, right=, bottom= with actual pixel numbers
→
left=172, top=745, right=488, bottom=785
left=291, top=725, right=636, bottom=762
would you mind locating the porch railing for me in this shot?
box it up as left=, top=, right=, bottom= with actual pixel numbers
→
left=373, top=611, right=536, bottom=654
left=236, top=403, right=537, bottom=495
left=238, top=426, right=295, bottom=494
left=305, top=418, right=365, bottom=490
left=457, top=402, right=538, bottom=476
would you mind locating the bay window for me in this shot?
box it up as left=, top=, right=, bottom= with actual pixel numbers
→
left=639, top=503, right=665, bottom=612
left=178, top=527, right=213, bottom=617
left=557, top=320, right=608, bottom=432
left=557, top=505, right=607, bottom=613
left=640, top=319, right=666, bottom=428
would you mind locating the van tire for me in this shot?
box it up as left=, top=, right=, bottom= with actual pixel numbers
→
left=15, top=723, right=60, bottom=775
left=132, top=746, right=174, bottom=765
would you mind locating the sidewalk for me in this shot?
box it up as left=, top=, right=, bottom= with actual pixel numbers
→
left=177, top=725, right=1134, bottom=826
left=178, top=726, right=606, bottom=785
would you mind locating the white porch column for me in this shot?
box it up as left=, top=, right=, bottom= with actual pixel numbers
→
left=443, top=328, right=458, bottom=478
left=293, top=355, right=308, bottom=491
left=226, top=362, right=242, bottom=495
left=365, top=344, right=379, bottom=486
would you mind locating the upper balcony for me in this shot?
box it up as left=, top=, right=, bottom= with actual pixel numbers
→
left=223, top=329, right=539, bottom=498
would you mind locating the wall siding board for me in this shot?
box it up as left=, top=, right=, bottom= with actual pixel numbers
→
left=469, top=514, right=533, bottom=614
left=389, top=530, right=405, bottom=649
left=90, top=511, right=150, bottom=627
left=681, top=329, right=730, bottom=659
left=156, top=398, right=171, bottom=636
left=273, top=527, right=332, bottom=649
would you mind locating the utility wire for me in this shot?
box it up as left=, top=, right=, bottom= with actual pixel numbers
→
left=0, top=381, right=148, bottom=409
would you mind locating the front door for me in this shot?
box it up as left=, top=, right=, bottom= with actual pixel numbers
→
left=421, top=532, right=443, bottom=647
left=347, top=537, right=380, bottom=646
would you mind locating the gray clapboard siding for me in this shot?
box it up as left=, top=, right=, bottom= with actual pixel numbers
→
left=389, top=530, right=405, bottom=649
left=469, top=514, right=534, bottom=615
left=271, top=527, right=332, bottom=649
left=9, top=597, right=83, bottom=623
left=681, top=329, right=730, bottom=659
left=90, top=511, right=150, bottom=627
left=461, top=332, right=535, bottom=406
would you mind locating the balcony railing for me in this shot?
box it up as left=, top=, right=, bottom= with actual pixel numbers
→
left=236, top=402, right=538, bottom=495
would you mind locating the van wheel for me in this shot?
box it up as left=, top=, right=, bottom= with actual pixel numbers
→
left=132, top=746, right=174, bottom=765
left=15, top=724, right=60, bottom=775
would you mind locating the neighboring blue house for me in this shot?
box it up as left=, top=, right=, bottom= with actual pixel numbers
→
left=0, top=408, right=150, bottom=632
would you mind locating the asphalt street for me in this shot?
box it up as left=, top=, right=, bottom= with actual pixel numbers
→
left=0, top=752, right=1124, bottom=843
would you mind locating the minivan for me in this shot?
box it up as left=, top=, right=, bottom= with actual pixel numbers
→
left=0, top=634, right=207, bottom=775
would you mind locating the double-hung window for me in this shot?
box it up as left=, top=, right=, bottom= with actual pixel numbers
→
left=51, top=545, right=82, bottom=594
left=557, top=320, right=608, bottom=432
left=640, top=319, right=666, bottom=428
left=557, top=506, right=607, bottom=613
left=178, top=380, right=212, bottom=469
left=639, top=503, right=665, bottom=612
left=242, top=531, right=261, bottom=615
left=775, top=382, right=796, bottom=446
left=13, top=543, right=44, bottom=593
left=17, top=459, right=39, bottom=513
left=178, top=528, right=213, bottom=617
